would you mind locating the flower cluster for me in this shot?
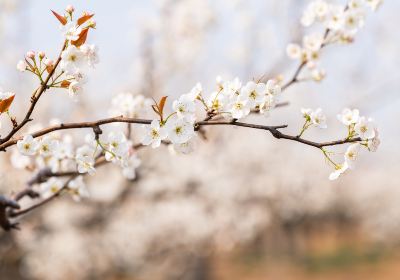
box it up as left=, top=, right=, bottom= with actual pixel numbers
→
left=287, top=0, right=382, bottom=82
left=328, top=108, right=380, bottom=180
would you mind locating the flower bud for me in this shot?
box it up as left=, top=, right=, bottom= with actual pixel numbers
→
left=17, top=60, right=27, bottom=72
left=26, top=51, right=35, bottom=59
left=66, top=5, right=75, bottom=14
left=44, top=59, right=54, bottom=67
left=88, top=20, right=97, bottom=29
left=38, top=51, right=45, bottom=59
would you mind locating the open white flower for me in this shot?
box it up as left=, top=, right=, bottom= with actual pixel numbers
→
left=121, top=154, right=141, bottom=180
left=38, top=136, right=59, bottom=157
left=266, top=79, right=281, bottom=97
left=172, top=94, right=196, bottom=122
left=368, top=128, right=380, bottom=152
left=329, top=162, right=349, bottom=180
left=166, top=118, right=195, bottom=144
left=141, top=120, right=168, bottom=148
left=229, top=95, right=250, bottom=119
left=344, top=143, right=361, bottom=169
left=60, top=45, right=85, bottom=74
left=68, top=176, right=89, bottom=202
left=364, top=0, right=383, bottom=11
left=240, top=81, right=266, bottom=107
left=61, top=22, right=82, bottom=41
left=68, top=80, right=84, bottom=100
left=17, top=60, right=27, bottom=72
left=337, top=108, right=360, bottom=126
left=80, top=44, right=99, bottom=67
left=105, top=132, right=130, bottom=162
left=310, top=108, right=327, bottom=129
left=354, top=117, right=375, bottom=139
left=17, top=135, right=39, bottom=156
left=40, top=178, right=64, bottom=198
left=303, top=33, right=323, bottom=52
left=75, top=145, right=96, bottom=175
left=286, top=43, right=302, bottom=60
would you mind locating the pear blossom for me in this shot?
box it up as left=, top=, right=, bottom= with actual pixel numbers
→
left=75, top=145, right=96, bottom=175
left=229, top=95, right=250, bottom=119
left=80, top=44, right=99, bottom=67
left=368, top=128, right=380, bottom=152
left=104, top=131, right=130, bottom=162
left=60, top=45, right=85, bottom=74
left=68, top=176, right=89, bottom=202
left=240, top=81, right=266, bottom=107
left=286, top=43, right=302, bottom=60
left=310, top=108, right=327, bottom=129
left=329, top=162, right=349, bottom=180
left=38, top=136, right=59, bottom=157
left=26, top=51, right=35, bottom=59
left=17, top=135, right=39, bottom=156
left=166, top=118, right=195, bottom=144
left=61, top=22, right=82, bottom=41
left=121, top=154, right=141, bottom=180
left=172, top=94, right=196, bottom=122
left=17, top=60, right=27, bottom=72
left=344, top=143, right=361, bottom=169
left=141, top=120, right=168, bottom=148
left=354, top=117, right=375, bottom=139
left=337, top=108, right=360, bottom=126
left=172, top=137, right=196, bottom=155
left=40, top=178, right=64, bottom=198
left=303, top=33, right=323, bottom=52
left=266, top=79, right=281, bottom=97
left=364, top=0, right=383, bottom=11
left=68, top=80, right=84, bottom=99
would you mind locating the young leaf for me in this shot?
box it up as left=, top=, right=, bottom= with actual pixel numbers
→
left=158, top=96, right=168, bottom=117
left=77, top=13, right=94, bottom=26
left=60, top=80, right=71, bottom=88
left=0, top=95, right=15, bottom=114
left=51, top=10, right=67, bottom=25
left=71, top=28, right=89, bottom=47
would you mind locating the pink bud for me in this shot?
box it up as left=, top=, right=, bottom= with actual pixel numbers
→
left=38, top=51, right=45, bottom=59
left=44, top=59, right=54, bottom=67
left=26, top=51, right=35, bottom=59
left=66, top=5, right=75, bottom=13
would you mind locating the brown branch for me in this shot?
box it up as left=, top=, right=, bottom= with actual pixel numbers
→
left=0, top=41, right=67, bottom=146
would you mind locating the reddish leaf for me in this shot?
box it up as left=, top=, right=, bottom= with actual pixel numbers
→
left=60, top=80, right=71, bottom=88
left=51, top=10, right=67, bottom=25
left=71, top=28, right=89, bottom=47
left=77, top=13, right=94, bottom=26
left=158, top=96, right=168, bottom=117
left=46, top=65, right=54, bottom=74
left=0, top=94, right=15, bottom=114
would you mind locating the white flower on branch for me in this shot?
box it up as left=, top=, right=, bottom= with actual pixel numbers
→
left=75, top=145, right=96, bottom=175
left=16, top=60, right=27, bottom=72
left=172, top=94, right=196, bottom=123
left=68, top=176, right=89, bottom=202
left=80, top=44, right=99, bottom=67
left=121, top=154, right=141, bottom=180
left=17, top=135, right=39, bottom=156
left=104, top=132, right=130, bottom=163
left=354, top=116, right=375, bottom=140
left=229, top=95, right=251, bottom=119
left=38, top=136, right=59, bottom=157
left=329, top=162, right=349, bottom=180
left=240, top=81, right=266, bottom=108
left=60, top=45, right=85, bottom=74
left=337, top=108, right=360, bottom=126
left=344, top=143, right=361, bottom=169
left=40, top=177, right=63, bottom=198
left=310, top=108, right=327, bottom=129
left=61, top=22, right=82, bottom=41
left=141, top=120, right=168, bottom=148
left=166, top=118, right=195, bottom=144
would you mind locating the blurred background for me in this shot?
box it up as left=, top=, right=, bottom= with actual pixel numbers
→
left=0, top=0, right=399, bottom=279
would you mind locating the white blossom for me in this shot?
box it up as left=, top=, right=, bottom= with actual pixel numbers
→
left=68, top=176, right=89, bottom=202
left=337, top=108, right=360, bottom=126
left=60, top=45, right=85, bottom=74
left=121, top=154, right=141, bottom=180
left=172, top=94, right=196, bottom=122
left=80, top=44, right=99, bottom=67
left=344, top=143, right=361, bottom=169
left=17, top=135, right=39, bottom=156
left=40, top=178, right=64, bottom=198
left=38, top=136, right=59, bottom=157
left=17, top=60, right=27, bottom=72
left=310, top=108, right=327, bottom=129
left=61, top=22, right=82, bottom=41
left=329, top=162, right=349, bottom=180
left=166, top=118, right=195, bottom=144
left=354, top=117, right=375, bottom=139
left=75, top=145, right=96, bottom=175
left=141, top=120, right=168, bottom=148
left=229, top=95, right=250, bottom=119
